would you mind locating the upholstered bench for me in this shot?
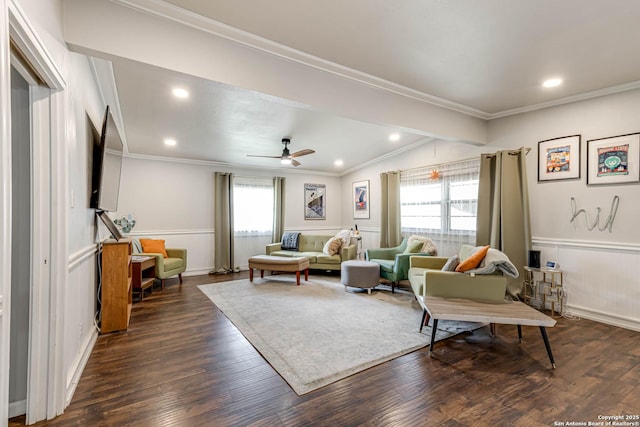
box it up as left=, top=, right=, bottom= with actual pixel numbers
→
left=248, top=255, right=310, bottom=286
left=341, top=260, right=380, bottom=294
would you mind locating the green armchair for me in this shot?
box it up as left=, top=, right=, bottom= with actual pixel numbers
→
left=365, top=237, right=436, bottom=292
left=132, top=239, right=187, bottom=289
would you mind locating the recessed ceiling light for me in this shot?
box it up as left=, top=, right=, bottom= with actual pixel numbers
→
left=389, top=133, right=400, bottom=142
left=542, top=78, right=563, bottom=88
left=164, top=138, right=177, bottom=146
left=334, top=159, right=344, bottom=167
left=172, top=87, right=189, bottom=98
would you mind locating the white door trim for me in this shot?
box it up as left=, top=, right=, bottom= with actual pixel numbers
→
left=0, top=0, right=13, bottom=424
left=7, top=0, right=67, bottom=423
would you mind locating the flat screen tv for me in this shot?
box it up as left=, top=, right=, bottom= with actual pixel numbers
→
left=90, top=106, right=124, bottom=212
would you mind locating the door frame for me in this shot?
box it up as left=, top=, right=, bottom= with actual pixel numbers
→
left=1, top=0, right=13, bottom=422
left=2, top=0, right=67, bottom=423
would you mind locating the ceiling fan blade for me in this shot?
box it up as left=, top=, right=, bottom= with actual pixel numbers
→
left=247, top=154, right=282, bottom=159
left=290, top=149, right=315, bottom=158
left=291, top=159, right=302, bottom=167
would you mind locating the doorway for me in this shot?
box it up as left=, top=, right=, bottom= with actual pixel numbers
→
left=8, top=63, right=31, bottom=419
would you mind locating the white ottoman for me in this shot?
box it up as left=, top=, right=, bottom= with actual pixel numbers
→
left=341, top=260, right=380, bottom=294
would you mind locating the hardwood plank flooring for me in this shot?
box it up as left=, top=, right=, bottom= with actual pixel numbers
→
left=10, top=272, right=640, bottom=426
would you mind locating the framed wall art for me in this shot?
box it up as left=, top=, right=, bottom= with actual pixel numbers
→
left=304, top=183, right=326, bottom=220
left=587, top=132, right=640, bottom=185
left=538, top=135, right=581, bottom=182
left=352, top=180, right=370, bottom=219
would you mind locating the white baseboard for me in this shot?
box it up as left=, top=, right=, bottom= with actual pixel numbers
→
left=184, top=268, right=214, bottom=277
left=567, top=304, right=640, bottom=332
left=9, top=399, right=26, bottom=419
left=66, top=328, right=98, bottom=406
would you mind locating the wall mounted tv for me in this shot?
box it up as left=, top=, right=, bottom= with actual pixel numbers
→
left=90, top=105, right=124, bottom=212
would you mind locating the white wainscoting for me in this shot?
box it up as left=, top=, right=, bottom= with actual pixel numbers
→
left=128, top=229, right=214, bottom=275
left=346, top=231, right=640, bottom=332
left=66, top=244, right=100, bottom=409
left=532, top=237, right=640, bottom=332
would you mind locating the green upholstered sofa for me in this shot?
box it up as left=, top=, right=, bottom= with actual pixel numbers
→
left=132, top=239, right=187, bottom=288
left=266, top=234, right=357, bottom=271
left=408, top=245, right=507, bottom=302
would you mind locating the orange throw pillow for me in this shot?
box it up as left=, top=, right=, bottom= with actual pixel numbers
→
left=140, top=238, right=169, bottom=258
left=455, top=245, right=490, bottom=272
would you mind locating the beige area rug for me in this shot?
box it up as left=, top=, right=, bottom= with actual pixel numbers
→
left=198, top=276, right=483, bottom=395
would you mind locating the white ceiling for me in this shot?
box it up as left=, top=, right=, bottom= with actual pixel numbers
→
left=80, top=0, right=640, bottom=174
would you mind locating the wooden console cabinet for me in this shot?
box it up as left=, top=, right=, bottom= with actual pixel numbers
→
left=101, top=238, right=132, bottom=333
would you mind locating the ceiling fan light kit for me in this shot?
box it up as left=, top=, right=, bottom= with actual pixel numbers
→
left=248, top=137, right=315, bottom=167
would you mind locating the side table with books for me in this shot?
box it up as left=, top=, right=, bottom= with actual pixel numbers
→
left=132, top=255, right=156, bottom=301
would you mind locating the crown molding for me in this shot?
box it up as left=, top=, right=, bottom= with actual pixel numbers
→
left=109, top=0, right=640, bottom=123
left=489, top=80, right=640, bottom=119
left=124, top=152, right=342, bottom=177
left=87, top=57, right=129, bottom=153
left=112, top=0, right=490, bottom=120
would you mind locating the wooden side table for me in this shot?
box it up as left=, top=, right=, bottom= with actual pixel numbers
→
left=132, top=256, right=156, bottom=301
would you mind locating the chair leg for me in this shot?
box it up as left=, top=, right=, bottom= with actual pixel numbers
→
left=179, top=273, right=183, bottom=284
left=161, top=279, right=165, bottom=290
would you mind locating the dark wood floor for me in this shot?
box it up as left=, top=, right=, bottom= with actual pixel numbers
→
left=10, top=271, right=640, bottom=426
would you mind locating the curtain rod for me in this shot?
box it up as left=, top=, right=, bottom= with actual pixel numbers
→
left=482, top=147, right=531, bottom=158
left=387, top=146, right=531, bottom=175
left=396, top=156, right=479, bottom=175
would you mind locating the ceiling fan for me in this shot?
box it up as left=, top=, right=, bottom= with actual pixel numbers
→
left=247, top=138, right=315, bottom=166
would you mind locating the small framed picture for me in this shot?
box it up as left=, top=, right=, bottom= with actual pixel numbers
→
left=587, top=132, right=640, bottom=185
left=538, top=135, right=581, bottom=182
left=304, top=183, right=326, bottom=220
left=352, top=180, right=370, bottom=219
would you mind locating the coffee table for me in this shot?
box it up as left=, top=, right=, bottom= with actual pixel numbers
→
left=248, top=255, right=310, bottom=286
left=422, top=296, right=557, bottom=368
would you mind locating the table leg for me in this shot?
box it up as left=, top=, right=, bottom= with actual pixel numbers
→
left=517, top=325, right=523, bottom=343
left=429, top=318, right=439, bottom=355
left=249, top=268, right=254, bottom=282
left=296, top=270, right=301, bottom=285
left=420, top=309, right=427, bottom=332
left=304, top=268, right=308, bottom=281
left=260, top=269, right=264, bottom=279
left=539, top=326, right=556, bottom=369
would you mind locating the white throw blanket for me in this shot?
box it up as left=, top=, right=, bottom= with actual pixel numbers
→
left=466, top=248, right=520, bottom=278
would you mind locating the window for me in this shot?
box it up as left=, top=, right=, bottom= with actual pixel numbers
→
left=400, top=159, right=479, bottom=235
left=233, top=176, right=274, bottom=235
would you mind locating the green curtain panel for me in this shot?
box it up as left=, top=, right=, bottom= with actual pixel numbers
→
left=213, top=172, right=234, bottom=274
left=272, top=176, right=286, bottom=243
left=476, top=148, right=531, bottom=299
left=380, top=171, right=401, bottom=248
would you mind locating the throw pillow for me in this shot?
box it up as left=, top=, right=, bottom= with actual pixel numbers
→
left=140, top=238, right=169, bottom=258
left=403, top=240, right=424, bottom=254
left=334, top=229, right=352, bottom=247
left=407, top=235, right=438, bottom=256
left=455, top=245, right=490, bottom=272
left=281, top=232, right=300, bottom=251
left=441, top=254, right=460, bottom=271
left=323, top=237, right=343, bottom=256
